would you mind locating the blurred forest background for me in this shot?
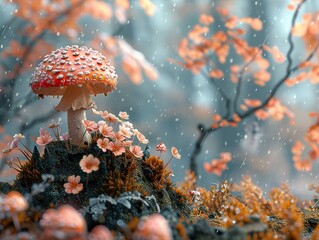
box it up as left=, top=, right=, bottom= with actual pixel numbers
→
left=0, top=0, right=319, bottom=198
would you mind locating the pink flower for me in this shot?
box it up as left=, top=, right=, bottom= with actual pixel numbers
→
left=92, top=108, right=102, bottom=115
left=115, top=131, right=126, bottom=142
left=39, top=128, right=48, bottom=136
left=97, top=138, right=110, bottom=152
left=99, top=124, right=115, bottom=138
left=59, top=133, right=69, bottom=141
left=99, top=110, right=109, bottom=119
left=82, top=120, right=99, bottom=133
left=137, top=132, right=149, bottom=144
left=107, top=140, right=126, bottom=156
left=122, top=140, right=133, bottom=147
left=171, top=147, right=181, bottom=160
left=47, top=119, right=62, bottom=129
left=130, top=145, right=144, bottom=159
left=97, top=120, right=106, bottom=126
left=119, top=111, right=129, bottom=120
left=123, top=121, right=133, bottom=129
left=36, top=128, right=53, bottom=146
left=119, top=125, right=133, bottom=138
left=79, top=154, right=100, bottom=174
left=103, top=113, right=119, bottom=123
left=64, top=175, right=83, bottom=194
left=156, top=143, right=167, bottom=153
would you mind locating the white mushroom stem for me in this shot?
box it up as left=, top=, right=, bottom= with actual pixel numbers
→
left=55, top=85, right=95, bottom=145
left=67, top=109, right=91, bottom=145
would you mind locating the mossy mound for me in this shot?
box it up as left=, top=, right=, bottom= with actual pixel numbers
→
left=0, top=140, right=190, bottom=222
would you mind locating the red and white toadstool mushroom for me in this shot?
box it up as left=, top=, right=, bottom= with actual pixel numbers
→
left=30, top=45, right=118, bottom=145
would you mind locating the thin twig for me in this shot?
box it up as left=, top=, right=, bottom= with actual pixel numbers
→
left=233, top=34, right=269, bottom=114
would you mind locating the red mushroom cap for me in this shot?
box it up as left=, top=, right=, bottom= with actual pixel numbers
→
left=30, top=45, right=117, bottom=97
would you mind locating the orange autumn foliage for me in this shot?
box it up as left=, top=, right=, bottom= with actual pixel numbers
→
left=176, top=1, right=319, bottom=179
left=263, top=45, right=286, bottom=63
left=177, top=8, right=276, bottom=78
left=254, top=98, right=294, bottom=122
left=244, top=99, right=262, bottom=108
left=199, top=14, right=214, bottom=25
left=209, top=69, right=224, bottom=79
left=292, top=12, right=319, bottom=51
left=291, top=113, right=319, bottom=172
left=2, top=0, right=158, bottom=85
left=204, top=152, right=232, bottom=176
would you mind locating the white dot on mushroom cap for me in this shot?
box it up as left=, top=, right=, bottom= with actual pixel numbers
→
left=52, top=69, right=62, bottom=74
left=56, top=74, right=64, bottom=79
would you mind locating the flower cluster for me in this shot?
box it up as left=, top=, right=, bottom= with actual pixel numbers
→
left=34, top=120, right=69, bottom=148
left=85, top=109, right=149, bottom=159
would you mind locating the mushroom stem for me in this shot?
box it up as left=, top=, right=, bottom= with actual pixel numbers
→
left=55, top=85, right=95, bottom=145
left=67, top=109, right=91, bottom=145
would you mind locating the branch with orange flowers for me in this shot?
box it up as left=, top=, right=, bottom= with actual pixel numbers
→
left=188, top=0, right=318, bottom=180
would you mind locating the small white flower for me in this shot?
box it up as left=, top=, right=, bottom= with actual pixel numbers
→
left=13, top=134, right=25, bottom=140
